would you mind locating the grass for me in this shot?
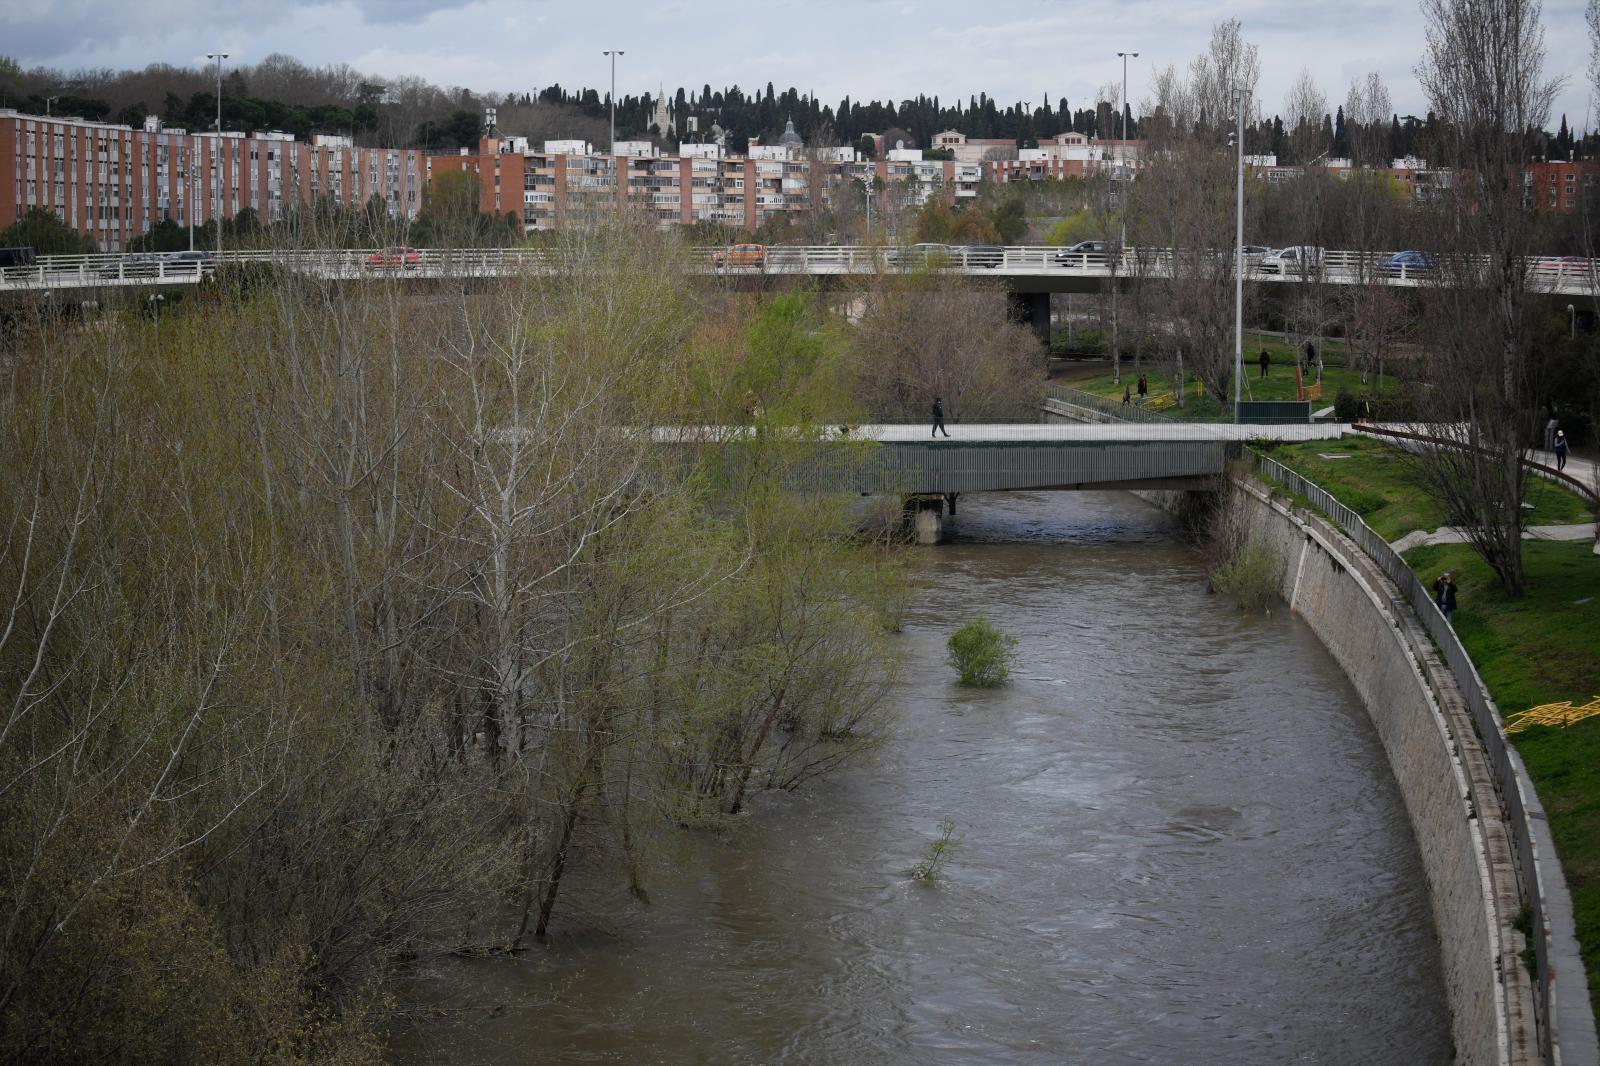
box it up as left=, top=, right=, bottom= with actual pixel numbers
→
left=1066, top=334, right=1404, bottom=418
left=1402, top=539, right=1600, bottom=1017
left=1261, top=436, right=1592, bottom=541
left=1263, top=435, right=1600, bottom=1018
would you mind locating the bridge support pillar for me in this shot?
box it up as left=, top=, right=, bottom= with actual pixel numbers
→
left=1007, top=291, right=1051, bottom=349
left=905, top=496, right=946, bottom=545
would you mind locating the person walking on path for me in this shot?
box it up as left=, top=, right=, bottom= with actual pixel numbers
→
left=1554, top=428, right=1570, bottom=472
left=1122, top=383, right=1132, bottom=406
left=1259, top=348, right=1270, bottom=378
left=1433, top=571, right=1458, bottom=624
left=931, top=396, right=950, bottom=438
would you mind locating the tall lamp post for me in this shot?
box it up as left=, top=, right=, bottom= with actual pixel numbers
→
left=602, top=49, right=624, bottom=156
left=1233, top=86, right=1248, bottom=422
left=1113, top=50, right=1138, bottom=385
left=206, top=52, right=229, bottom=259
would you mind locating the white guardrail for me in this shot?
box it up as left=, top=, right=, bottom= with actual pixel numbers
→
left=2, top=245, right=1596, bottom=294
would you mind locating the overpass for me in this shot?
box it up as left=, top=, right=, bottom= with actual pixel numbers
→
left=3, top=244, right=1594, bottom=300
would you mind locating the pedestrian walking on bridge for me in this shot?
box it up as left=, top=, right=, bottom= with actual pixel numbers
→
left=932, top=396, right=950, bottom=438
left=1433, top=571, right=1458, bottom=625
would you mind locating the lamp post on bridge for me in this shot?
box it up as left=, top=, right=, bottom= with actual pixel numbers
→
left=1113, top=50, right=1138, bottom=386
left=602, top=50, right=624, bottom=157
left=206, top=52, right=229, bottom=260
left=1233, top=86, right=1248, bottom=423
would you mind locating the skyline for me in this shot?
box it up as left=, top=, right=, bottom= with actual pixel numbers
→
left=4, top=1, right=1595, bottom=133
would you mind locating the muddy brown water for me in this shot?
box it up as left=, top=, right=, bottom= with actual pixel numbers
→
left=392, top=490, right=1450, bottom=1065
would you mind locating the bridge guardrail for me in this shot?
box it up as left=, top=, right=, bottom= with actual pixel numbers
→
left=1247, top=449, right=1587, bottom=1066
left=1044, top=384, right=1176, bottom=423
left=4, top=245, right=1595, bottom=295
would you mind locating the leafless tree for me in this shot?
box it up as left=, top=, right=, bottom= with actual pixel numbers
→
left=1412, top=0, right=1562, bottom=596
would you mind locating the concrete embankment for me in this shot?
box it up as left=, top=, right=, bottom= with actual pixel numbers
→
left=1174, top=478, right=1540, bottom=1066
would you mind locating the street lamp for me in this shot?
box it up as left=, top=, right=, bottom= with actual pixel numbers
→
left=45, top=95, right=60, bottom=117
left=1233, top=86, right=1248, bottom=422
left=206, top=52, right=229, bottom=260
left=1113, top=50, right=1138, bottom=385
left=602, top=50, right=624, bottom=156
left=1568, top=303, right=1577, bottom=338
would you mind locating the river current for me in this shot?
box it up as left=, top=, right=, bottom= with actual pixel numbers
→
left=394, top=489, right=1450, bottom=1064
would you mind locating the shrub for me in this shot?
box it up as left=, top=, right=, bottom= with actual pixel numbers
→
left=946, top=616, right=1018, bottom=686
left=1210, top=537, right=1284, bottom=611
left=910, top=817, right=960, bottom=882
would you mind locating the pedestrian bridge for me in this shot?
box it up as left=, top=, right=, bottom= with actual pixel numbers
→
left=660, top=421, right=1343, bottom=497
left=3, top=245, right=1594, bottom=298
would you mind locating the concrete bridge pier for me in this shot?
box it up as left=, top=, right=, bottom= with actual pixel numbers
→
left=1006, top=291, right=1052, bottom=348
left=905, top=495, right=950, bottom=545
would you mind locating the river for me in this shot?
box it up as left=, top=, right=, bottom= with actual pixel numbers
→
left=393, top=489, right=1451, bottom=1064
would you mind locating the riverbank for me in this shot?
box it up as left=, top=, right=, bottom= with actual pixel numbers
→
left=1263, top=436, right=1600, bottom=1024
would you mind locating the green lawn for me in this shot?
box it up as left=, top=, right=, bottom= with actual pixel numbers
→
left=1066, top=334, right=1403, bottom=418
left=1261, top=436, right=1592, bottom=541
left=1266, top=437, right=1600, bottom=1017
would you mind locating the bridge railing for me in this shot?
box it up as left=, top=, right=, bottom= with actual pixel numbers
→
left=5, top=245, right=1597, bottom=295
left=1246, top=449, right=1575, bottom=1066
left=1044, top=384, right=1176, bottom=423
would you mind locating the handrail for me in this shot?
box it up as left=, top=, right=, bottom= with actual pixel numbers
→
left=1247, top=449, right=1593, bottom=1066
left=3, top=245, right=1596, bottom=294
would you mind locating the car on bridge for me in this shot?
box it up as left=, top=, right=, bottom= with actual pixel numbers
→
left=1380, top=250, right=1436, bottom=277
left=161, top=250, right=218, bottom=274
left=1260, top=246, right=1324, bottom=276
left=98, top=253, right=164, bottom=279
left=363, top=246, right=422, bottom=270
left=708, top=243, right=766, bottom=268
left=1051, top=240, right=1110, bottom=265
left=960, top=244, right=1005, bottom=268
left=891, top=243, right=954, bottom=267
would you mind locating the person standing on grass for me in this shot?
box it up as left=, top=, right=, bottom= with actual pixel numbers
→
left=932, top=396, right=950, bottom=438
left=1433, top=571, right=1458, bottom=624
left=1259, top=348, right=1270, bottom=378
left=1123, top=383, right=1132, bottom=406
left=1137, top=374, right=1148, bottom=404
left=1554, top=428, right=1569, bottom=472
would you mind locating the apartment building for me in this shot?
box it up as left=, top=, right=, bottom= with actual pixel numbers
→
left=0, top=108, right=427, bottom=250
left=431, top=134, right=987, bottom=234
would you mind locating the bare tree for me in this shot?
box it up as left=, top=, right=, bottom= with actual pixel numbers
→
left=1412, top=0, right=1562, bottom=596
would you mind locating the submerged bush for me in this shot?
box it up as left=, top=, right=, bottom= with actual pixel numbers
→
left=1211, top=537, right=1284, bottom=611
left=946, top=616, right=1018, bottom=687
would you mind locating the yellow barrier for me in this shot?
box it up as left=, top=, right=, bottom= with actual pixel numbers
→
left=1505, top=696, right=1600, bottom=734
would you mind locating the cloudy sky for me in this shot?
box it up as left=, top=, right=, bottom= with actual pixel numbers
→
left=5, top=0, right=1595, bottom=126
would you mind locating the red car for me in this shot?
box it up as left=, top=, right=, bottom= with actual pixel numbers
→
left=364, top=246, right=422, bottom=269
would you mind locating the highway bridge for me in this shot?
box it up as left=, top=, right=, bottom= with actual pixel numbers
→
left=3, top=245, right=1594, bottom=299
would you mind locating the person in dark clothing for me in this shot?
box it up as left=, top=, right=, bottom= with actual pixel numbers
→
left=1259, top=348, right=1270, bottom=378
left=1303, top=340, right=1316, bottom=374
left=1432, top=571, right=1458, bottom=624
left=1136, top=374, right=1148, bottom=403
left=932, top=397, right=950, bottom=438
left=1554, top=428, right=1570, bottom=471
left=1122, top=383, right=1132, bottom=405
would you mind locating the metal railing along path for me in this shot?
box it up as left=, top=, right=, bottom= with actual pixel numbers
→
left=1248, top=450, right=1595, bottom=1066
left=4, top=245, right=1596, bottom=295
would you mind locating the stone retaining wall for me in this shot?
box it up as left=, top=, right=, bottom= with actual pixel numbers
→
left=1148, top=481, right=1531, bottom=1065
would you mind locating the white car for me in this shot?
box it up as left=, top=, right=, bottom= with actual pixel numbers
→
left=1261, top=246, right=1324, bottom=276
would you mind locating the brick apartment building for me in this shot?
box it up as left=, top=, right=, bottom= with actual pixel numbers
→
left=428, top=134, right=988, bottom=233
left=1, top=108, right=427, bottom=251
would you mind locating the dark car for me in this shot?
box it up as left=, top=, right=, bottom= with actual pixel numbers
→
left=161, top=250, right=218, bottom=274
left=961, top=244, right=1005, bottom=268
left=0, top=246, right=37, bottom=268
left=1052, top=240, right=1109, bottom=265
left=98, top=253, right=163, bottom=279
left=1380, top=250, right=1435, bottom=276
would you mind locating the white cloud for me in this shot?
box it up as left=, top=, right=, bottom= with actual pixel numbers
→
left=3, top=0, right=1593, bottom=127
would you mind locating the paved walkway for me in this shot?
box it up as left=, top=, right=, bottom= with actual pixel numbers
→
left=1391, top=522, right=1599, bottom=553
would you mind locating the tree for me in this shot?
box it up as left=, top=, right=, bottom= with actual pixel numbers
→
left=0, top=207, right=96, bottom=254
left=1411, top=0, right=1561, bottom=596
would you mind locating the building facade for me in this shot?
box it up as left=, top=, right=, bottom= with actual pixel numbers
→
left=1, top=108, right=427, bottom=250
